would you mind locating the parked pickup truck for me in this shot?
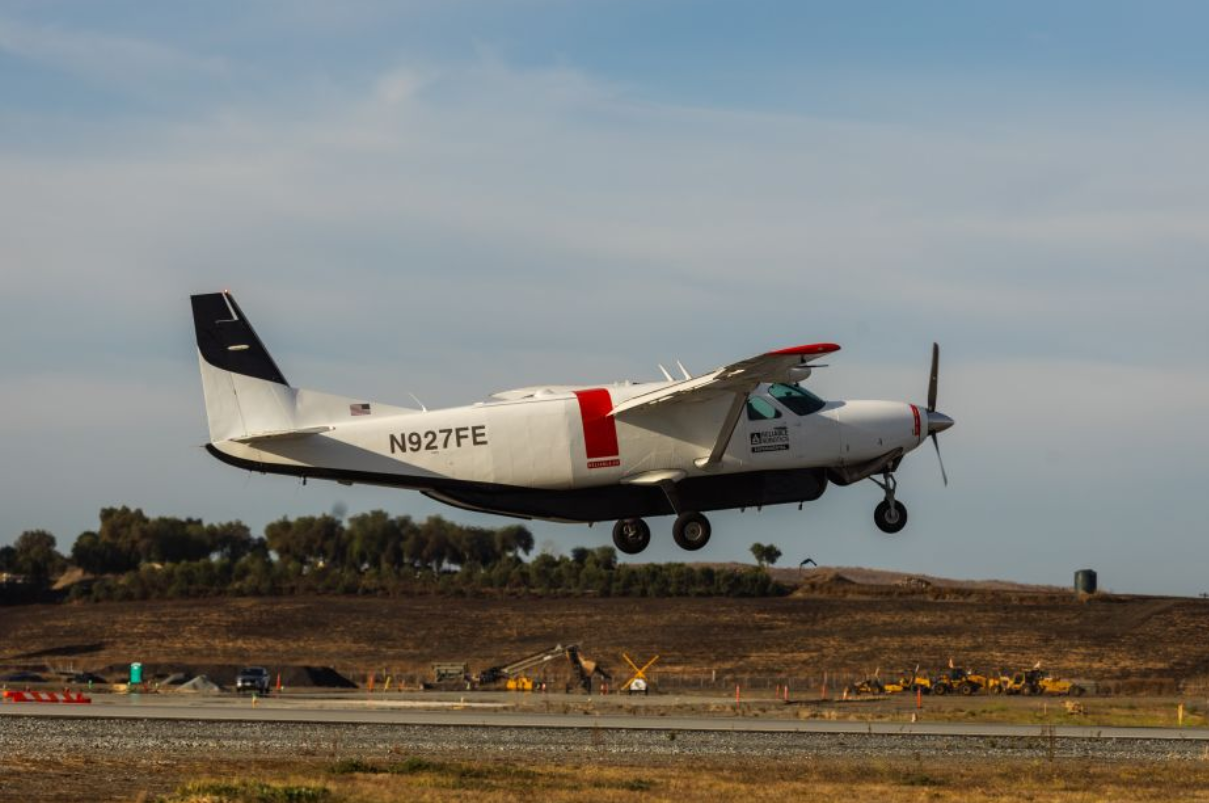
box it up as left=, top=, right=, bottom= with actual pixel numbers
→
left=235, top=666, right=270, bottom=694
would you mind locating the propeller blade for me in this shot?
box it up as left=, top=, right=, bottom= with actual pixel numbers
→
left=931, top=432, right=948, bottom=486
left=928, top=342, right=939, bottom=413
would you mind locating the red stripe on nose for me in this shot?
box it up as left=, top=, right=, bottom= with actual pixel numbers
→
left=573, top=389, right=619, bottom=460
left=910, top=404, right=921, bottom=438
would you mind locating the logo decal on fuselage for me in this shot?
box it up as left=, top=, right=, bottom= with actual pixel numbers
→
left=750, top=426, right=790, bottom=453
left=573, top=389, right=620, bottom=469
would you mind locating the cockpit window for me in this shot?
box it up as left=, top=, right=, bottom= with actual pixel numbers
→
left=768, top=383, right=826, bottom=416
left=746, top=397, right=782, bottom=421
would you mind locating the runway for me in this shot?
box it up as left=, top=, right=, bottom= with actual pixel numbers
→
left=4, top=694, right=1207, bottom=741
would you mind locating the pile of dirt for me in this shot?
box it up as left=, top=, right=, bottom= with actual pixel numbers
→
left=176, top=675, right=221, bottom=694
left=90, top=663, right=356, bottom=689
left=280, top=666, right=357, bottom=689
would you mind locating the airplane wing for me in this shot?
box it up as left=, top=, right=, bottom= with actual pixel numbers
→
left=610, top=343, right=839, bottom=416
left=610, top=343, right=839, bottom=469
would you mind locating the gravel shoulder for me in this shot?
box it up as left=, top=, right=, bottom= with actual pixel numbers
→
left=4, top=714, right=1209, bottom=802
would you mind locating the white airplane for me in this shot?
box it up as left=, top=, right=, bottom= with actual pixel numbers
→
left=192, top=292, right=954, bottom=555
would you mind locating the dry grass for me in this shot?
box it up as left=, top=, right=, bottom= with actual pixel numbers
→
left=4, top=593, right=1209, bottom=687
left=150, top=756, right=1209, bottom=803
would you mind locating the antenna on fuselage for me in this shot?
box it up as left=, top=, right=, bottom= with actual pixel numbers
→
left=407, top=392, right=428, bottom=412
left=657, top=364, right=674, bottom=382
left=675, top=360, right=692, bottom=380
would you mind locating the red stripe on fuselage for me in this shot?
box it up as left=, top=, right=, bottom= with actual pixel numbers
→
left=573, top=389, right=620, bottom=461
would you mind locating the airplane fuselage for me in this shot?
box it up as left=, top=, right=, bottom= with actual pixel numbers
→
left=207, top=379, right=924, bottom=523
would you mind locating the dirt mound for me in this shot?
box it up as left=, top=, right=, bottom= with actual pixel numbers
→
left=176, top=675, right=221, bottom=694
left=92, top=663, right=355, bottom=688
left=280, top=666, right=358, bottom=689
left=772, top=565, right=1066, bottom=594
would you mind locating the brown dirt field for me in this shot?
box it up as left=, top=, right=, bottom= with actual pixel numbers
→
left=3, top=588, right=1209, bottom=690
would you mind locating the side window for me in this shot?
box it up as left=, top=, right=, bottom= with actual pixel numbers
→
left=768, top=383, right=826, bottom=416
left=746, top=397, right=782, bottom=421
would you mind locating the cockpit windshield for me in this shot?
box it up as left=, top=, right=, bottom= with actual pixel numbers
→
left=768, top=383, right=826, bottom=416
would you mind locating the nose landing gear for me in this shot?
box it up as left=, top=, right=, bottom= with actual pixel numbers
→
left=871, top=471, right=908, bottom=534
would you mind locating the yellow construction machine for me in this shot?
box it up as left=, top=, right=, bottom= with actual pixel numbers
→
left=1001, top=669, right=1085, bottom=696
left=932, top=667, right=1001, bottom=696
left=882, top=669, right=932, bottom=695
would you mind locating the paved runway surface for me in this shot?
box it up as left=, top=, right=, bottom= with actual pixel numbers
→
left=4, top=694, right=1208, bottom=741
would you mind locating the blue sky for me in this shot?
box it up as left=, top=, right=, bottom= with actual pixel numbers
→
left=2, top=2, right=1208, bottom=593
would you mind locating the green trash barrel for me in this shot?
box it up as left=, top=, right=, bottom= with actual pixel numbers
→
left=130, top=662, right=143, bottom=685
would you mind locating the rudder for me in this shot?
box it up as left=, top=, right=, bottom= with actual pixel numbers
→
left=192, top=291, right=296, bottom=443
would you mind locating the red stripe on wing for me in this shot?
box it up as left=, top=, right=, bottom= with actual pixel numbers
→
left=766, top=343, right=841, bottom=356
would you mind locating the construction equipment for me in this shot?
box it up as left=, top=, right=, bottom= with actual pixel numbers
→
left=620, top=653, right=659, bottom=694
left=429, top=663, right=470, bottom=689
left=1000, top=670, right=1041, bottom=695
left=477, top=644, right=609, bottom=693
left=1038, top=676, right=1085, bottom=696
left=847, top=677, right=886, bottom=696
left=882, top=667, right=931, bottom=695
left=1001, top=669, right=1087, bottom=695
left=932, top=667, right=1000, bottom=696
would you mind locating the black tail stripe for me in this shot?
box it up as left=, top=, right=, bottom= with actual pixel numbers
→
left=191, top=292, right=289, bottom=385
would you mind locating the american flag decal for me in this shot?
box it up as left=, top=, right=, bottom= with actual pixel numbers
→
left=350, top=403, right=371, bottom=416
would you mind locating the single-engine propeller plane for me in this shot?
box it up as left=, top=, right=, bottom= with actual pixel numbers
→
left=192, top=292, right=954, bottom=555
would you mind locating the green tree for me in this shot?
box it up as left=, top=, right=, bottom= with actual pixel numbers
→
left=750, top=542, right=782, bottom=568
left=0, top=544, right=17, bottom=572
left=13, top=530, right=65, bottom=587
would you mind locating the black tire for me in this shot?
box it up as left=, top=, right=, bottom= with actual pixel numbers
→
left=932, top=683, right=947, bottom=696
left=612, top=518, right=651, bottom=555
left=672, top=512, right=712, bottom=551
left=960, top=683, right=974, bottom=696
left=874, top=500, right=908, bottom=534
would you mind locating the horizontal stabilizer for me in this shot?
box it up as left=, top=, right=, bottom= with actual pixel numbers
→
left=230, top=426, right=334, bottom=444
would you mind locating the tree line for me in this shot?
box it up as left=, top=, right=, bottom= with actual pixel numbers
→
left=1, top=507, right=786, bottom=602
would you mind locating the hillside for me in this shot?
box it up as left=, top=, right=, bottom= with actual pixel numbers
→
left=3, top=577, right=1207, bottom=693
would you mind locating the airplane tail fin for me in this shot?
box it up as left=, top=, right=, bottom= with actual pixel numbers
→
left=192, top=291, right=419, bottom=446
left=192, top=291, right=298, bottom=443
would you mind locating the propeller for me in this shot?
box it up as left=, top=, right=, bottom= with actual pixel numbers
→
left=925, top=342, right=954, bottom=486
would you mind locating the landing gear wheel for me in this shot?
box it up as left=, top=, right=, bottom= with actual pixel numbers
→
left=874, top=500, right=908, bottom=534
left=672, top=512, right=712, bottom=551
left=612, top=518, right=651, bottom=555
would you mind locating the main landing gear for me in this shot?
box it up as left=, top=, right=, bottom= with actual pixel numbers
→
left=870, top=471, right=908, bottom=534
left=612, top=512, right=713, bottom=554
left=612, top=518, right=651, bottom=555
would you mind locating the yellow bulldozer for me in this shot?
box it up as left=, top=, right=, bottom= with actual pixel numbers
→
left=1001, top=669, right=1085, bottom=696
left=882, top=669, right=932, bottom=695
left=932, top=667, right=1001, bottom=696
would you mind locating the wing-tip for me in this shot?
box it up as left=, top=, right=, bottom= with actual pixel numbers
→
left=767, top=343, right=841, bottom=357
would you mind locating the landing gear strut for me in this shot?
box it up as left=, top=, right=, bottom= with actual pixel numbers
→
left=870, top=471, right=908, bottom=534
left=612, top=518, right=651, bottom=554
left=672, top=512, right=711, bottom=551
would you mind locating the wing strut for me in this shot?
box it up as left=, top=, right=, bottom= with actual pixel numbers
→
left=697, top=392, right=748, bottom=470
